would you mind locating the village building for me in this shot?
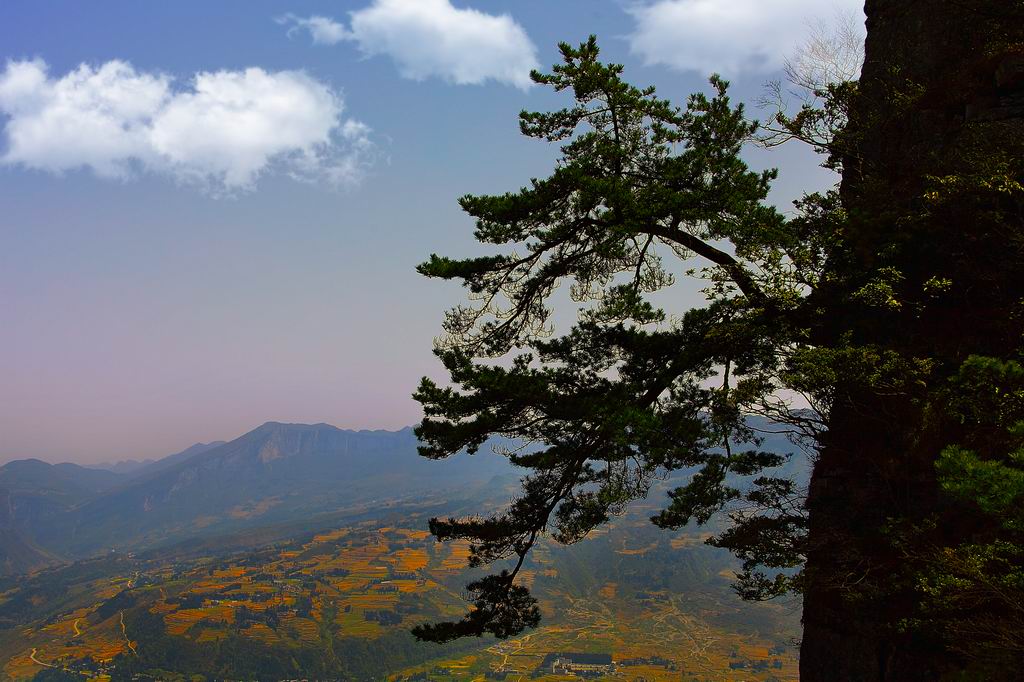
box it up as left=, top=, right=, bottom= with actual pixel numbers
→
left=548, top=652, right=614, bottom=676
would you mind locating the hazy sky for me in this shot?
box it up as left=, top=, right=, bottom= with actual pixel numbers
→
left=0, top=0, right=862, bottom=464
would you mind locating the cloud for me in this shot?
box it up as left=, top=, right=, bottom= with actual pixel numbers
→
left=279, top=0, right=539, bottom=89
left=627, top=0, right=865, bottom=77
left=0, top=59, right=375, bottom=192
left=277, top=14, right=351, bottom=45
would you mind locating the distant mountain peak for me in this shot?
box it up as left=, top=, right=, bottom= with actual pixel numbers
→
left=257, top=420, right=325, bottom=428
left=249, top=421, right=414, bottom=437
left=2, top=458, right=52, bottom=472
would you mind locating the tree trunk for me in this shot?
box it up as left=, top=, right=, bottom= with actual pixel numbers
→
left=800, top=1, right=1024, bottom=679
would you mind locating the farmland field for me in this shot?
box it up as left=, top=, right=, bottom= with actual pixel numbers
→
left=0, top=507, right=799, bottom=681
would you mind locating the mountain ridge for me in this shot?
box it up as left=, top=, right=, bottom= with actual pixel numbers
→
left=0, top=416, right=808, bottom=577
left=1, top=421, right=513, bottom=571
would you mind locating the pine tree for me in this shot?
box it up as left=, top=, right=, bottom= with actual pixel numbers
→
left=412, top=37, right=818, bottom=643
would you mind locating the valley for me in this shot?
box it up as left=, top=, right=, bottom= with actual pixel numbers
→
left=1, top=509, right=799, bottom=681
left=0, top=419, right=804, bottom=680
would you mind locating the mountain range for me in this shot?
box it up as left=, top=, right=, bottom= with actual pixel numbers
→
left=0, top=422, right=513, bottom=575
left=0, top=417, right=807, bottom=577
left=82, top=440, right=226, bottom=476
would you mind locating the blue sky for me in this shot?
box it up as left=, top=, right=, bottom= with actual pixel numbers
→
left=0, top=1, right=862, bottom=463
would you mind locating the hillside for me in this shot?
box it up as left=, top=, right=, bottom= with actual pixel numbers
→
left=86, top=441, right=225, bottom=477
left=0, top=417, right=806, bottom=576
left=2, top=422, right=513, bottom=565
left=0, top=504, right=800, bottom=681
left=0, top=460, right=132, bottom=574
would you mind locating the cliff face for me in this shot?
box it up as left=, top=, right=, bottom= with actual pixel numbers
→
left=800, top=2, right=1024, bottom=680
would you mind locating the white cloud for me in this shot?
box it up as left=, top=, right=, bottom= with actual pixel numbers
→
left=627, top=0, right=865, bottom=77
left=0, top=59, right=375, bottom=192
left=279, top=0, right=539, bottom=89
left=277, top=14, right=351, bottom=45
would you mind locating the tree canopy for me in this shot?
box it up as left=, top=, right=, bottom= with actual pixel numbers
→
left=411, top=37, right=825, bottom=643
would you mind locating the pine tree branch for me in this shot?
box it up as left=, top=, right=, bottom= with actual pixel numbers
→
left=646, top=219, right=767, bottom=304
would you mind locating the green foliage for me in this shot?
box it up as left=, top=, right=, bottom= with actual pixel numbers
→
left=32, top=669, right=81, bottom=681
left=413, top=37, right=827, bottom=641
left=938, top=446, right=1024, bottom=530
left=760, top=80, right=859, bottom=172
left=913, top=357, right=1024, bottom=665
left=411, top=573, right=540, bottom=644
left=0, top=556, right=132, bottom=630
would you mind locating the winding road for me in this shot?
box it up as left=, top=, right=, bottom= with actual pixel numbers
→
left=28, top=648, right=56, bottom=669
left=120, top=611, right=138, bottom=656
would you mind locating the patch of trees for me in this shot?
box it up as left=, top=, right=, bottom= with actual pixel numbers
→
left=364, top=609, right=403, bottom=626
left=0, top=556, right=129, bottom=629
left=94, top=589, right=136, bottom=621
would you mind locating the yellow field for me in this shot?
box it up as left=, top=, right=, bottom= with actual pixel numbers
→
left=5, top=519, right=801, bottom=682
left=211, top=566, right=248, bottom=579
left=313, top=528, right=350, bottom=543
left=396, top=529, right=432, bottom=541
left=40, top=608, right=88, bottom=638
left=440, top=540, right=473, bottom=570
left=670, top=531, right=713, bottom=549
left=242, top=622, right=282, bottom=645
left=616, top=540, right=658, bottom=555
left=281, top=615, right=320, bottom=643
left=73, top=636, right=127, bottom=662
left=391, top=547, right=429, bottom=571
left=391, top=578, right=423, bottom=593
left=346, top=592, right=398, bottom=610
left=164, top=604, right=235, bottom=636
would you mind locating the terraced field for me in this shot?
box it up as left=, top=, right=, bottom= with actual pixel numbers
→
left=394, top=588, right=799, bottom=682
left=0, top=512, right=799, bottom=681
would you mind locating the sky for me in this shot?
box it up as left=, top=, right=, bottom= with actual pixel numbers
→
left=0, top=0, right=863, bottom=465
